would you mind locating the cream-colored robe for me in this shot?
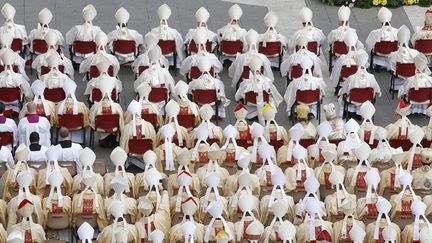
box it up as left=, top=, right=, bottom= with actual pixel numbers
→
left=36, top=167, right=73, bottom=197
left=7, top=221, right=46, bottom=242
left=154, top=143, right=184, bottom=173
left=365, top=219, right=401, bottom=243
left=97, top=222, right=139, bottom=243
left=223, top=172, right=260, bottom=197
left=104, top=171, right=136, bottom=198
left=196, top=162, right=230, bottom=195
left=104, top=194, right=138, bottom=224
left=41, top=194, right=72, bottom=228
left=20, top=99, right=57, bottom=127
left=72, top=173, right=105, bottom=196
left=1, top=165, right=38, bottom=202
left=136, top=190, right=171, bottom=238
left=170, top=220, right=205, bottom=243
left=7, top=194, right=45, bottom=229
left=296, top=220, right=334, bottom=243
left=204, top=220, right=236, bottom=243
left=120, top=118, right=156, bottom=154
left=56, top=97, right=90, bottom=128
left=324, top=191, right=357, bottom=222
left=71, top=190, right=107, bottom=230
left=333, top=219, right=366, bottom=243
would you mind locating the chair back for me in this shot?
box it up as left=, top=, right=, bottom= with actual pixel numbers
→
left=332, top=41, right=348, bottom=55
left=73, top=41, right=96, bottom=55
left=141, top=113, right=158, bottom=128
left=40, top=65, right=64, bottom=75
left=415, top=39, right=432, bottom=54
left=396, top=62, right=416, bottom=79
left=0, top=87, right=21, bottom=103
left=93, top=159, right=107, bottom=175
left=219, top=40, right=243, bottom=56
left=27, top=161, right=46, bottom=171
left=296, top=41, right=319, bottom=54
left=374, top=41, right=398, bottom=55
left=58, top=114, right=84, bottom=131
left=128, top=138, right=153, bottom=156
left=11, top=38, right=23, bottom=52
left=0, top=65, right=19, bottom=73
left=188, top=39, right=212, bottom=54
left=95, top=114, right=120, bottom=132
left=0, top=132, right=13, bottom=147
left=44, top=88, right=66, bottom=103
left=189, top=66, right=215, bottom=80
left=137, top=66, right=148, bottom=75
left=296, top=89, right=320, bottom=105
left=299, top=139, right=316, bottom=148
left=192, top=89, right=217, bottom=105
left=148, top=87, right=168, bottom=103
left=158, top=39, right=176, bottom=55
left=244, top=91, right=270, bottom=105
left=112, top=39, right=136, bottom=55
left=76, top=214, right=98, bottom=228
left=407, top=88, right=432, bottom=104
left=258, top=41, right=282, bottom=56
left=290, top=64, right=303, bottom=79
left=177, top=114, right=196, bottom=129
left=32, top=39, right=48, bottom=54
left=340, top=65, right=358, bottom=79
left=348, top=87, right=374, bottom=103
left=241, top=66, right=264, bottom=80
left=58, top=161, right=77, bottom=176
left=91, top=88, right=117, bottom=103
left=89, top=65, right=114, bottom=78
left=388, top=139, right=412, bottom=151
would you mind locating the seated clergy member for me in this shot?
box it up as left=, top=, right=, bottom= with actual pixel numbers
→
left=79, top=31, right=120, bottom=78
left=411, top=9, right=432, bottom=66
left=0, top=102, right=18, bottom=149
left=27, top=132, right=48, bottom=162
left=0, top=3, right=28, bottom=45
left=107, top=7, right=143, bottom=63
left=65, top=4, right=104, bottom=61
left=32, top=30, right=74, bottom=79
left=28, top=8, right=64, bottom=54
left=0, top=49, right=32, bottom=115
left=17, top=102, right=51, bottom=147
left=120, top=100, right=156, bottom=155
left=89, top=81, right=124, bottom=147
left=288, top=7, right=326, bottom=53
left=19, top=79, right=56, bottom=126
left=55, top=128, right=84, bottom=174
left=151, top=4, right=185, bottom=63
left=56, top=78, right=90, bottom=144
left=217, top=4, right=247, bottom=44
left=184, top=7, right=217, bottom=53
left=365, top=7, right=398, bottom=69
left=385, top=99, right=414, bottom=140
left=7, top=198, right=46, bottom=242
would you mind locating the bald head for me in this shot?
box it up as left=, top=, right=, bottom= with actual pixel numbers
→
left=59, top=127, right=70, bottom=140
left=27, top=102, right=36, bottom=114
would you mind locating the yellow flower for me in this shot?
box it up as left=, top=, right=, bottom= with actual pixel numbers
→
left=382, top=0, right=387, bottom=5
left=373, top=0, right=381, bottom=5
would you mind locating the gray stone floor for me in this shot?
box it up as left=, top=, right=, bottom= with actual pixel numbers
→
left=2, top=0, right=428, bottom=164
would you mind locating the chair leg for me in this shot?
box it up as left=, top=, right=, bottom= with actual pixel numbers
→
left=370, top=51, right=374, bottom=73
left=173, top=53, right=177, bottom=76
left=328, top=47, right=333, bottom=73
left=83, top=127, right=86, bottom=147
left=90, top=128, right=94, bottom=150
left=215, top=102, right=219, bottom=126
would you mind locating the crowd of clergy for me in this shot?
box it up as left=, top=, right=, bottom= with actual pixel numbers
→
left=0, top=1, right=431, bottom=242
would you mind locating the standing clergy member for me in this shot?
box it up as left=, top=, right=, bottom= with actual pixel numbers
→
left=18, top=102, right=51, bottom=147
left=107, top=7, right=143, bottom=63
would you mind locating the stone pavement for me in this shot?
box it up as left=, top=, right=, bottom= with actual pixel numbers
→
left=2, top=0, right=429, bottom=164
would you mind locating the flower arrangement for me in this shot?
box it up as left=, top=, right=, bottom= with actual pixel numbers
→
left=322, top=0, right=421, bottom=7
